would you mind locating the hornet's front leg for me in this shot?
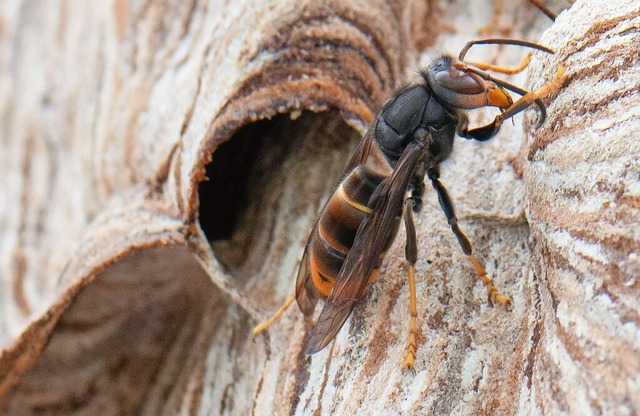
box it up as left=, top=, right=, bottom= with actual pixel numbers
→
left=458, top=66, right=565, bottom=141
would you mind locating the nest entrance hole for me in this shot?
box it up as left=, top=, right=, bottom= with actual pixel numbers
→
left=198, top=111, right=360, bottom=283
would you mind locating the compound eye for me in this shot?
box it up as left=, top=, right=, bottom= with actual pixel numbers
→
left=426, top=58, right=510, bottom=110
left=433, top=67, right=484, bottom=95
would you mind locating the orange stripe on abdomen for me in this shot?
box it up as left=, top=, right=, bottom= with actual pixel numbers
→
left=320, top=193, right=365, bottom=254
left=307, top=158, right=393, bottom=299
left=319, top=166, right=384, bottom=254
left=309, top=249, right=336, bottom=298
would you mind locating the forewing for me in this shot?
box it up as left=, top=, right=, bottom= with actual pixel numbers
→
left=295, top=243, right=319, bottom=315
left=344, top=128, right=374, bottom=175
left=295, top=130, right=376, bottom=316
left=306, top=140, right=428, bottom=354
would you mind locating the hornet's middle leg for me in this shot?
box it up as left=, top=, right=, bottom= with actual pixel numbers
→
left=401, top=185, right=421, bottom=374
left=428, top=168, right=511, bottom=306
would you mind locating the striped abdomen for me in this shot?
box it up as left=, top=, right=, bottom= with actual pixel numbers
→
left=307, top=144, right=399, bottom=298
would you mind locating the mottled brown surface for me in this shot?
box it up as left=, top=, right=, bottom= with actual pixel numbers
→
left=0, top=0, right=637, bottom=415
left=524, top=2, right=640, bottom=414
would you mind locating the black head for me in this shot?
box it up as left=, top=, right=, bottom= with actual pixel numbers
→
left=422, top=56, right=513, bottom=111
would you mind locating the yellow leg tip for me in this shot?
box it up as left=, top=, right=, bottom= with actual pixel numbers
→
left=402, top=355, right=416, bottom=375
left=495, top=294, right=512, bottom=305
left=252, top=322, right=267, bottom=337
left=488, top=289, right=512, bottom=308
left=251, top=293, right=296, bottom=337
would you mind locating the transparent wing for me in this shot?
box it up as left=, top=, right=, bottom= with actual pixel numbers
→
left=295, top=129, right=376, bottom=316
left=306, top=140, right=428, bottom=354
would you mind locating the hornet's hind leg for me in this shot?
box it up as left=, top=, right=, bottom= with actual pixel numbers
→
left=253, top=254, right=312, bottom=337
left=252, top=293, right=296, bottom=336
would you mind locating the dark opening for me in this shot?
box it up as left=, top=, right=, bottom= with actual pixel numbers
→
left=199, top=118, right=280, bottom=241
left=198, top=111, right=359, bottom=281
